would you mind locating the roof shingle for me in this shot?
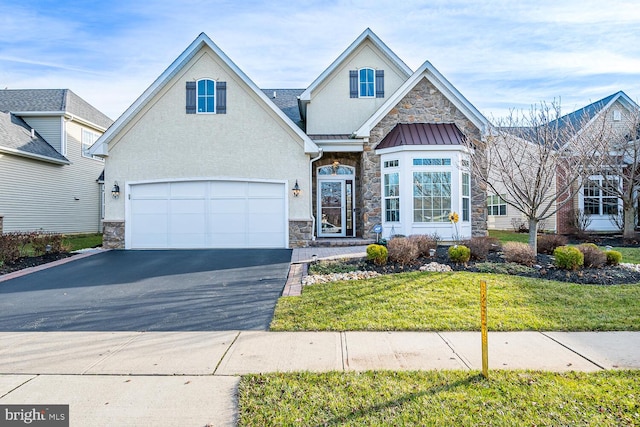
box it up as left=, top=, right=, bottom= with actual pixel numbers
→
left=0, top=112, right=69, bottom=163
left=376, top=123, right=466, bottom=149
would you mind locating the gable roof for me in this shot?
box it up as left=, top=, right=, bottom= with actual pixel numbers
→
left=554, top=91, right=638, bottom=139
left=92, top=33, right=318, bottom=156
left=299, top=28, right=412, bottom=102
left=0, top=112, right=69, bottom=164
left=354, top=61, right=488, bottom=138
left=0, top=89, right=113, bottom=130
left=376, top=123, right=466, bottom=150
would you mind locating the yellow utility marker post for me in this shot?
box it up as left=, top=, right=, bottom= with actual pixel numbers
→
left=480, top=280, right=489, bottom=379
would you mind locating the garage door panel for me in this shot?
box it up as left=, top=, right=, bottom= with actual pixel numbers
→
left=129, top=180, right=286, bottom=249
left=170, top=199, right=206, bottom=214
left=131, top=199, right=168, bottom=215
left=133, top=183, right=169, bottom=198
left=248, top=198, right=283, bottom=214
left=210, top=181, right=246, bottom=196
left=209, top=213, right=245, bottom=233
left=248, top=213, right=284, bottom=232
left=210, top=198, right=246, bottom=214
left=170, top=181, right=206, bottom=198
left=248, top=182, right=283, bottom=197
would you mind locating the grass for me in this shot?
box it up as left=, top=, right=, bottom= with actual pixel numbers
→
left=238, top=370, right=640, bottom=426
left=488, top=229, right=529, bottom=244
left=270, top=271, right=640, bottom=331
left=63, top=233, right=102, bottom=251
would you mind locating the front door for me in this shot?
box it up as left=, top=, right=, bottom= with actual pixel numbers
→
left=317, top=165, right=355, bottom=237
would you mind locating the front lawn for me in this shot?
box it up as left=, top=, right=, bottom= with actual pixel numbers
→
left=63, top=233, right=103, bottom=251
left=238, top=370, right=640, bottom=426
left=488, top=229, right=529, bottom=244
left=270, top=271, right=640, bottom=331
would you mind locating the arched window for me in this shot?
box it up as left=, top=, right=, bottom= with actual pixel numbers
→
left=197, top=79, right=216, bottom=113
left=318, top=164, right=355, bottom=175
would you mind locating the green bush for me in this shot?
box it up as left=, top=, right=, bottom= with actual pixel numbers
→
left=605, top=250, right=622, bottom=266
left=448, top=245, right=471, bottom=264
left=366, top=244, right=388, bottom=266
left=577, top=243, right=606, bottom=268
left=387, top=237, right=419, bottom=265
left=553, top=246, right=584, bottom=270
left=503, top=242, right=536, bottom=266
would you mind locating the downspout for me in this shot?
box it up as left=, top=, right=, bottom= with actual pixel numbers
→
left=310, top=148, right=324, bottom=240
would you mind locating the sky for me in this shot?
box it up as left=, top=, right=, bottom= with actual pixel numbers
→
left=1, top=0, right=639, bottom=121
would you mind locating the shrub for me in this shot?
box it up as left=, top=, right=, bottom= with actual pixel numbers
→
left=31, top=233, right=69, bottom=256
left=577, top=243, right=606, bottom=268
left=605, top=250, right=622, bottom=266
left=366, top=244, right=388, bottom=266
left=537, top=234, right=568, bottom=254
left=407, top=234, right=437, bottom=257
left=553, top=246, right=584, bottom=270
left=502, top=242, right=536, bottom=266
left=387, top=237, right=419, bottom=265
left=448, top=245, right=471, bottom=264
left=0, top=232, right=33, bottom=264
left=463, top=237, right=500, bottom=260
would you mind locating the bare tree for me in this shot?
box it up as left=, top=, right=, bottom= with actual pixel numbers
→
left=596, top=107, right=640, bottom=240
left=466, top=101, right=607, bottom=253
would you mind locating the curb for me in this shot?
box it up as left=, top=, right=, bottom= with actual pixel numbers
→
left=0, top=249, right=109, bottom=283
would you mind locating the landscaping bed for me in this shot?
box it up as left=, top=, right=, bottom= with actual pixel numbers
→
left=309, top=243, right=640, bottom=285
left=0, top=252, right=73, bottom=275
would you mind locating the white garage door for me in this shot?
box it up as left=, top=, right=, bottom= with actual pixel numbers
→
left=128, top=180, right=287, bottom=249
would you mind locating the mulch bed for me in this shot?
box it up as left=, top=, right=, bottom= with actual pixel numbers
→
left=343, top=245, right=640, bottom=285
left=0, top=253, right=73, bottom=276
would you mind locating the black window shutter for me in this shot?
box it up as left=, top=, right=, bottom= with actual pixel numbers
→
left=349, top=70, right=358, bottom=98
left=186, top=81, right=196, bottom=114
left=216, top=81, right=227, bottom=114
left=375, top=70, right=384, bottom=98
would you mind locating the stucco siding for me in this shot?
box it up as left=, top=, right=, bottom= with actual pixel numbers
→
left=104, top=46, right=312, bottom=223
left=306, top=40, right=409, bottom=135
left=0, top=120, right=103, bottom=233
left=22, top=116, right=64, bottom=154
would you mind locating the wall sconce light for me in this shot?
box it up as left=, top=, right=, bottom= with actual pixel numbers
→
left=111, top=182, right=120, bottom=199
left=292, top=180, right=301, bottom=197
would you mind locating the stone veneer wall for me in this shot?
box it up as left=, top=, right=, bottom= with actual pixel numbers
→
left=289, top=220, right=313, bottom=248
left=102, top=220, right=125, bottom=249
left=362, top=78, right=487, bottom=239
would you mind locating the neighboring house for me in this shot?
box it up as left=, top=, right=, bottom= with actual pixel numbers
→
left=486, top=91, right=640, bottom=234
left=91, top=29, right=488, bottom=249
left=0, top=89, right=113, bottom=234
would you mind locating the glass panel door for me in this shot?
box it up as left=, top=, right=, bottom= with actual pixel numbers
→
left=319, top=180, right=345, bottom=237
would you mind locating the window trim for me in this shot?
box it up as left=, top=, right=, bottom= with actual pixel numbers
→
left=358, top=68, right=375, bottom=98
left=582, top=175, right=620, bottom=216
left=384, top=172, right=400, bottom=222
left=462, top=172, right=470, bottom=222
left=197, top=78, right=216, bottom=114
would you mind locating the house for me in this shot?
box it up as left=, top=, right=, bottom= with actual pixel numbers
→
left=0, top=89, right=113, bottom=234
left=91, top=29, right=488, bottom=249
left=486, top=91, right=640, bottom=234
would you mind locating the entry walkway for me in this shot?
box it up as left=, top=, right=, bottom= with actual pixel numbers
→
left=1, top=331, right=639, bottom=426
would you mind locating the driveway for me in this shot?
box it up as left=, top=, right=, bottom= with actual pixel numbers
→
left=0, top=249, right=292, bottom=331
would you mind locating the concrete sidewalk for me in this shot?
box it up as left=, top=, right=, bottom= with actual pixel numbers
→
left=1, top=331, right=639, bottom=426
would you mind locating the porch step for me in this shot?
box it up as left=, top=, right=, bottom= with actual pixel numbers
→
left=310, top=238, right=376, bottom=247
